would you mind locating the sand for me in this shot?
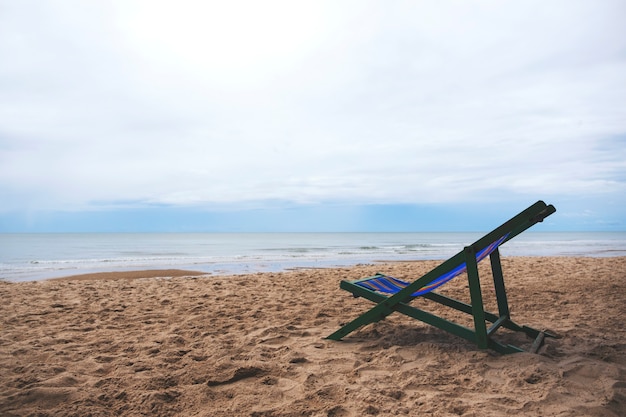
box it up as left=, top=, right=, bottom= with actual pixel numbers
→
left=1, top=257, right=625, bottom=416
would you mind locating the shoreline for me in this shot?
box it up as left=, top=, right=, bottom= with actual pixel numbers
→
left=13, top=253, right=626, bottom=283
left=3, top=231, right=626, bottom=283
left=6, top=253, right=626, bottom=284
left=2, top=257, right=625, bottom=416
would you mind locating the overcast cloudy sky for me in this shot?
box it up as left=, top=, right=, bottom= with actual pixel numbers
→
left=1, top=0, right=625, bottom=232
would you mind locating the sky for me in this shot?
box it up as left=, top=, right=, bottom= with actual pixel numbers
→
left=1, top=0, right=625, bottom=232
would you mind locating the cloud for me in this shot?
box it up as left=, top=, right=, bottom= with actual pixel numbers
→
left=1, top=0, right=625, bottom=218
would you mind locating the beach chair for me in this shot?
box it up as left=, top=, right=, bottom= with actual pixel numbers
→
left=327, top=201, right=556, bottom=354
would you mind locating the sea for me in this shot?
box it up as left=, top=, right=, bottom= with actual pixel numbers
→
left=1, top=232, right=625, bottom=282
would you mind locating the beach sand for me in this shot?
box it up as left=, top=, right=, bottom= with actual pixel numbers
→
left=1, top=257, right=625, bottom=416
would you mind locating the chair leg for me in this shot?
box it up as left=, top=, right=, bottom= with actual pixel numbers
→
left=466, top=247, right=489, bottom=349
left=326, top=299, right=393, bottom=341
left=490, top=249, right=510, bottom=318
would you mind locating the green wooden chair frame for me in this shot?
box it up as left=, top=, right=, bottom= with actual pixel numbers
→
left=327, top=201, right=557, bottom=354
